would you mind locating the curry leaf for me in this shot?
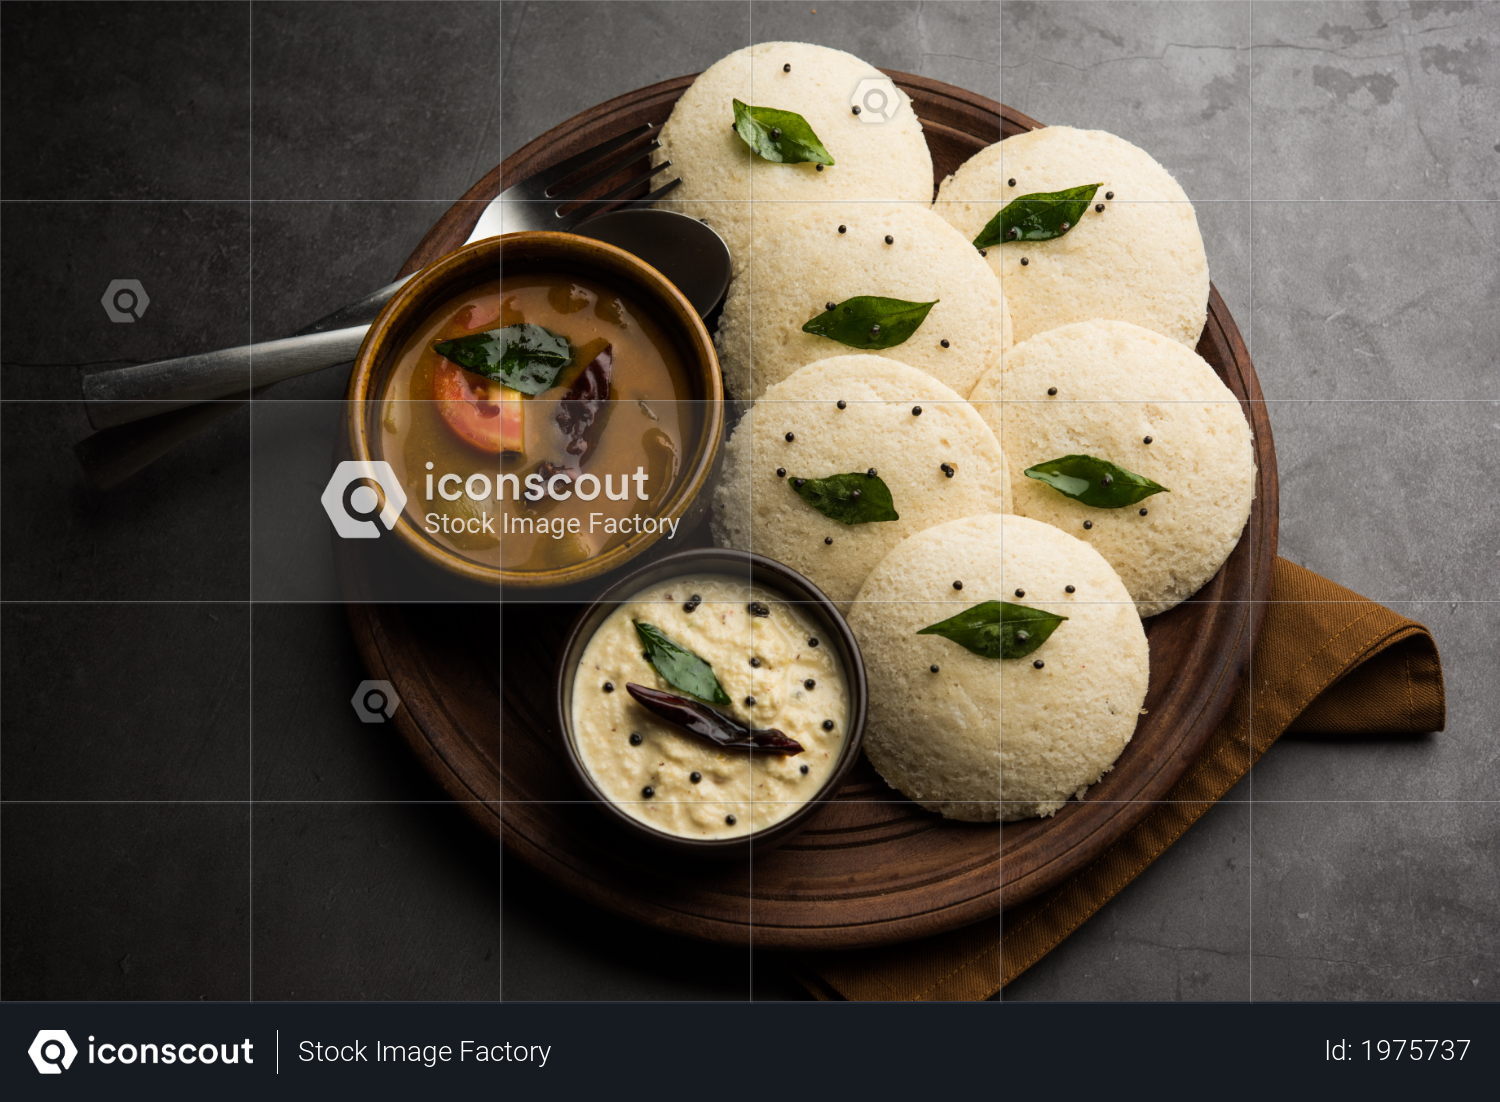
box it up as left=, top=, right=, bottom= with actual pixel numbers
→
left=732, top=99, right=835, bottom=165
left=800, top=296, right=938, bottom=350
left=972, top=183, right=1102, bottom=249
left=1023, top=454, right=1169, bottom=508
left=634, top=621, right=732, bottom=705
left=917, top=600, right=1067, bottom=660
left=433, top=324, right=571, bottom=395
left=789, top=471, right=899, bottom=525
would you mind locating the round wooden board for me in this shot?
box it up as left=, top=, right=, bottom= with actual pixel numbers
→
left=340, top=72, right=1279, bottom=951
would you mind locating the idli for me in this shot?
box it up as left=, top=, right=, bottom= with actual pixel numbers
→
left=934, top=126, right=1209, bottom=347
left=653, top=42, right=934, bottom=274
left=716, top=202, right=1014, bottom=400
left=710, top=355, right=1011, bottom=609
left=969, top=319, right=1254, bottom=617
left=847, top=513, right=1149, bottom=822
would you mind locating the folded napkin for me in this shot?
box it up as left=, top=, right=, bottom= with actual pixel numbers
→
left=785, top=557, right=1446, bottom=1001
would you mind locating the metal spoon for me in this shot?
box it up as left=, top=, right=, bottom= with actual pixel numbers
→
left=73, top=210, right=731, bottom=488
left=81, top=208, right=730, bottom=431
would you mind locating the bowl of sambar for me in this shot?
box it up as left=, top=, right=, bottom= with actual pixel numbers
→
left=346, top=232, right=725, bottom=590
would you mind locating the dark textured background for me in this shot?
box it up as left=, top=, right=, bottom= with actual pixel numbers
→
left=1, top=1, right=1496, bottom=1002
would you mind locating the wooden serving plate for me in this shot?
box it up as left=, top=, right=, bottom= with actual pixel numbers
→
left=340, top=72, right=1279, bottom=950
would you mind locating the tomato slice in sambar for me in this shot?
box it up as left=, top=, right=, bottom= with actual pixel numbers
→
left=433, top=360, right=523, bottom=454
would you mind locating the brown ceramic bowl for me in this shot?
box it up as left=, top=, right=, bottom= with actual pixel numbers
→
left=555, top=547, right=869, bottom=859
left=345, top=233, right=724, bottom=590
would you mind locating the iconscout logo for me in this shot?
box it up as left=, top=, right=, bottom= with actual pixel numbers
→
left=29, top=1030, right=78, bottom=1073
left=351, top=679, right=400, bottom=723
left=27, top=1029, right=254, bottom=1073
left=322, top=460, right=408, bottom=538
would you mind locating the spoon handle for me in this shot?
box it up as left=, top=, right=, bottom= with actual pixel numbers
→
left=82, top=325, right=368, bottom=430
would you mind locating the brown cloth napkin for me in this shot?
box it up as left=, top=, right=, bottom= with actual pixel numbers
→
left=785, top=557, right=1446, bottom=1001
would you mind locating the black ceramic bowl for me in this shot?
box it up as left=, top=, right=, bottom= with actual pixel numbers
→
left=554, top=547, right=868, bottom=858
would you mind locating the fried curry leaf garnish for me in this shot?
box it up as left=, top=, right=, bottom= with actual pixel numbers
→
left=1023, top=454, right=1169, bottom=508
left=800, top=295, right=938, bottom=350
left=732, top=99, right=835, bottom=165
left=633, top=621, right=733, bottom=705
left=972, top=183, right=1102, bottom=249
left=433, top=323, right=572, bottom=395
left=917, top=601, right=1067, bottom=660
left=789, top=471, right=899, bottom=525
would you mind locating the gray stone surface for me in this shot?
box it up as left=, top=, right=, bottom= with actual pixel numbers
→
left=1, top=1, right=1494, bottom=1005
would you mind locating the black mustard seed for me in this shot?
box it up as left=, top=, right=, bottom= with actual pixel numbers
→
left=642, top=786, right=654, bottom=798
left=940, top=339, right=950, bottom=348
left=912, top=405, right=922, bottom=416
left=804, top=678, right=816, bottom=690
left=953, top=580, right=963, bottom=590
left=783, top=63, right=791, bottom=72
left=776, top=467, right=786, bottom=477
left=1008, top=178, right=1016, bottom=186
left=1143, top=435, right=1153, bottom=444
left=629, top=732, right=643, bottom=746
left=822, top=720, right=835, bottom=731
left=1047, top=387, right=1058, bottom=396
left=941, top=463, right=955, bottom=478
left=800, top=764, right=809, bottom=775
left=785, top=431, right=795, bottom=442
left=794, top=478, right=806, bottom=489
left=750, top=657, right=761, bottom=668
left=1083, top=520, right=1093, bottom=530
left=1065, top=585, right=1076, bottom=594
left=808, top=637, right=820, bottom=648
left=837, top=399, right=847, bottom=409
left=1033, top=660, right=1045, bottom=670
left=744, top=696, right=756, bottom=707
left=690, top=771, right=702, bottom=783
left=824, top=536, right=833, bottom=545
left=1015, top=588, right=1025, bottom=598
left=1140, top=508, right=1149, bottom=516
left=930, top=664, right=940, bottom=673
left=726, top=815, right=737, bottom=826
left=838, top=224, right=847, bottom=234
left=884, top=235, right=894, bottom=245
left=1105, top=191, right=1114, bottom=200
left=1095, top=203, right=1105, bottom=213
left=1020, top=257, right=1030, bottom=266
left=603, top=682, right=614, bottom=692
left=770, top=127, right=781, bottom=140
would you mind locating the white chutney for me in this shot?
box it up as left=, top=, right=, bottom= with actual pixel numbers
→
left=570, top=574, right=850, bottom=839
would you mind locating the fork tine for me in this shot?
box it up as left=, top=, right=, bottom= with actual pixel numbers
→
left=639, top=176, right=683, bottom=203
left=533, top=123, right=656, bottom=190
left=558, top=163, right=676, bottom=219
left=552, top=140, right=660, bottom=202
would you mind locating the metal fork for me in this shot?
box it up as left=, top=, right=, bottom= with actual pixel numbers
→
left=82, top=124, right=678, bottom=431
